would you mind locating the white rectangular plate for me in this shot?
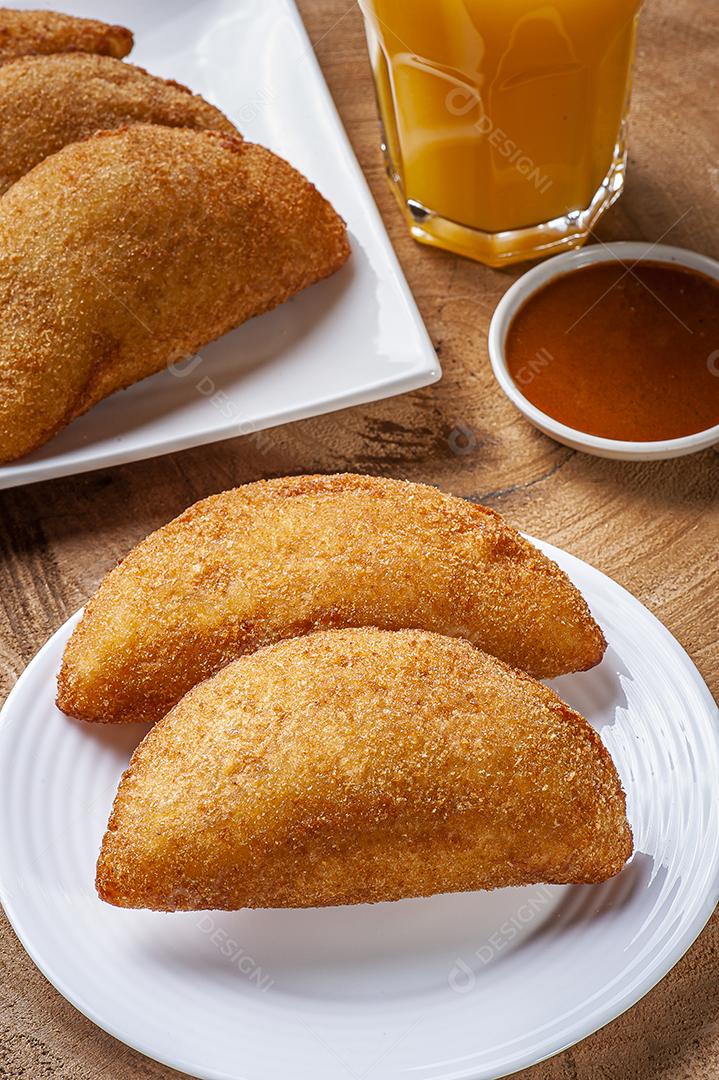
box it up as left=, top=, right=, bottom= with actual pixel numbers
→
left=0, top=0, right=440, bottom=489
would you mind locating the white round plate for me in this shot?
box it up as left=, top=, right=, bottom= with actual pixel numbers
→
left=1, top=539, right=718, bottom=1080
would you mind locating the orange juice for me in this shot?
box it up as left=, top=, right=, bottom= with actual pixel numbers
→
left=359, top=0, right=642, bottom=265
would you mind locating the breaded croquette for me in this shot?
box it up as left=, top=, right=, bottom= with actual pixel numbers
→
left=0, top=53, right=237, bottom=193
left=0, top=8, right=132, bottom=63
left=0, top=125, right=350, bottom=462
left=57, top=474, right=607, bottom=726
left=96, top=628, right=632, bottom=911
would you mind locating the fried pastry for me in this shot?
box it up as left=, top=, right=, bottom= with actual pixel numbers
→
left=0, top=53, right=237, bottom=193
left=0, top=8, right=132, bottom=63
left=96, top=628, right=632, bottom=910
left=57, top=474, right=607, bottom=726
left=0, top=125, right=349, bottom=462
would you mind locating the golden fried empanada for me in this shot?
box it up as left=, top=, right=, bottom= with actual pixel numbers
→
left=0, top=125, right=349, bottom=462
left=0, top=53, right=237, bottom=193
left=96, top=628, right=632, bottom=910
left=0, top=8, right=132, bottom=63
left=58, top=474, right=606, bottom=726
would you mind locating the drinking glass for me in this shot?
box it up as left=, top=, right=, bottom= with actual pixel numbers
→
left=358, top=0, right=643, bottom=266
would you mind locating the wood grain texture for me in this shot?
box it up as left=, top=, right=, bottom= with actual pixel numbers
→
left=0, top=0, right=717, bottom=1077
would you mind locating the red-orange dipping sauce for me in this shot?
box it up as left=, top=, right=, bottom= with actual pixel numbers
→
left=506, top=261, right=719, bottom=441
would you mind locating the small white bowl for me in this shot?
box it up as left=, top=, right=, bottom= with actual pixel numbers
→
left=488, top=242, right=719, bottom=460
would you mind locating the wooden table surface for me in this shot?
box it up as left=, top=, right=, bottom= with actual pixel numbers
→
left=1, top=0, right=717, bottom=1077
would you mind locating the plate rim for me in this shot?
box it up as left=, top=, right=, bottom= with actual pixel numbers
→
left=1, top=535, right=718, bottom=1080
left=0, top=363, right=440, bottom=492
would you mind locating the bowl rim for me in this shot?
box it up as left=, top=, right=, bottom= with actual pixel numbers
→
left=487, top=241, right=719, bottom=457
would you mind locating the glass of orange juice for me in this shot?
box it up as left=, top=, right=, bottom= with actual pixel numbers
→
left=358, top=0, right=643, bottom=266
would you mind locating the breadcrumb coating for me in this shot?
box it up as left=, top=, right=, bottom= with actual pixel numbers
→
left=0, top=53, right=237, bottom=193
left=58, top=474, right=607, bottom=725
left=0, top=125, right=350, bottom=462
left=0, top=8, right=132, bottom=63
left=96, top=628, right=632, bottom=911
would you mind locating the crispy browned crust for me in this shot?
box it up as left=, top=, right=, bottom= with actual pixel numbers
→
left=0, top=8, right=132, bottom=62
left=57, top=473, right=607, bottom=726
left=96, top=628, right=632, bottom=911
left=0, top=125, right=350, bottom=462
left=0, top=53, right=238, bottom=193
